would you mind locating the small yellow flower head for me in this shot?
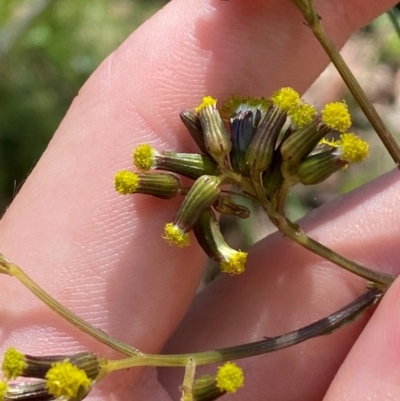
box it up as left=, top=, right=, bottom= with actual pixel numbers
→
left=216, top=362, right=244, bottom=393
left=289, top=103, right=317, bottom=129
left=271, top=87, right=300, bottom=113
left=220, top=249, right=248, bottom=275
left=338, top=132, right=369, bottom=163
left=163, top=223, right=190, bottom=247
left=2, top=347, right=26, bottom=379
left=0, top=381, right=8, bottom=401
left=321, top=102, right=351, bottom=132
left=45, top=360, right=92, bottom=400
left=133, top=144, right=156, bottom=171
left=195, top=96, right=217, bottom=113
left=114, top=170, right=139, bottom=195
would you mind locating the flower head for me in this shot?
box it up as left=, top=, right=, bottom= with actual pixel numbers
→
left=271, top=87, right=300, bottom=113
left=289, top=102, right=317, bottom=129
left=193, top=208, right=248, bottom=274
left=220, top=249, right=248, bottom=275
left=338, top=132, right=369, bottom=162
left=115, top=171, right=181, bottom=199
left=114, top=170, right=139, bottom=195
left=195, top=96, right=217, bottom=113
left=196, top=96, right=232, bottom=165
left=133, top=144, right=156, bottom=171
left=45, top=360, right=92, bottom=400
left=0, top=381, right=8, bottom=401
left=216, top=362, right=244, bottom=393
left=321, top=102, right=351, bottom=132
left=163, top=223, right=190, bottom=247
left=2, top=348, right=26, bottom=379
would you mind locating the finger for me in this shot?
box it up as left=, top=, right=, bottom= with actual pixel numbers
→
left=0, top=0, right=396, bottom=400
left=160, top=167, right=400, bottom=401
left=323, top=275, right=400, bottom=400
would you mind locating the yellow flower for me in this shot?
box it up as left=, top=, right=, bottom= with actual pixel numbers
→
left=195, top=96, right=217, bottom=113
left=220, top=249, right=247, bottom=275
left=163, top=223, right=190, bottom=247
left=133, top=144, right=155, bottom=171
left=216, top=362, right=244, bottom=393
left=338, top=132, right=369, bottom=163
left=0, top=381, right=8, bottom=401
left=321, top=102, right=351, bottom=132
left=271, top=87, right=300, bottom=113
left=45, top=360, right=92, bottom=400
left=289, top=102, right=317, bottom=128
left=2, top=347, right=26, bottom=379
left=114, top=170, right=139, bottom=195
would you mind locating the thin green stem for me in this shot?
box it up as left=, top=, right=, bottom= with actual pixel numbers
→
left=0, top=255, right=140, bottom=357
left=291, top=0, right=400, bottom=167
left=103, top=288, right=381, bottom=369
left=267, top=210, right=395, bottom=287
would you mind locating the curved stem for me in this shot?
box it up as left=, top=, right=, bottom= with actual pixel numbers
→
left=267, top=210, right=395, bottom=287
left=104, top=288, right=381, bottom=369
left=0, top=255, right=140, bottom=357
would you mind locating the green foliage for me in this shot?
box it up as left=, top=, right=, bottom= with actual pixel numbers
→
left=0, top=0, right=168, bottom=211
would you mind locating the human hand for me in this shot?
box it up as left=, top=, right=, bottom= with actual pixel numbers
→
left=0, top=1, right=399, bottom=400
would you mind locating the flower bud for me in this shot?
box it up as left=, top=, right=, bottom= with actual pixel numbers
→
left=196, top=97, right=232, bottom=165
left=2, top=348, right=101, bottom=381
left=229, top=110, right=256, bottom=175
left=114, top=171, right=181, bottom=199
left=153, top=151, right=219, bottom=180
left=180, top=110, right=208, bottom=155
left=245, top=105, right=286, bottom=174
left=298, top=133, right=369, bottom=185
left=4, top=380, right=53, bottom=401
left=174, top=175, right=222, bottom=232
left=193, top=208, right=247, bottom=275
left=298, top=151, right=345, bottom=185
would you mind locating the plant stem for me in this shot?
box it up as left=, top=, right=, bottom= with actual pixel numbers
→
left=266, top=209, right=395, bottom=287
left=104, top=288, right=381, bottom=369
left=291, top=0, right=400, bottom=167
left=0, top=254, right=140, bottom=357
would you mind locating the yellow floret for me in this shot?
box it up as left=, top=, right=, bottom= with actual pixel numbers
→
left=271, top=87, right=300, bottom=113
left=319, top=137, right=340, bottom=148
left=0, top=381, right=8, bottom=401
left=339, top=133, right=369, bottom=163
left=195, top=96, right=217, bottom=113
left=114, top=170, right=139, bottom=195
left=133, top=144, right=154, bottom=171
left=2, top=348, right=26, bottom=379
left=289, top=103, right=317, bottom=128
left=321, top=102, right=351, bottom=132
left=45, top=360, right=91, bottom=400
left=220, top=250, right=247, bottom=275
left=216, top=362, right=244, bottom=393
left=163, top=223, right=190, bottom=247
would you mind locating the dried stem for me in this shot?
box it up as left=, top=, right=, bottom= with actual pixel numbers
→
left=291, top=0, right=400, bottom=167
left=104, top=288, right=381, bottom=369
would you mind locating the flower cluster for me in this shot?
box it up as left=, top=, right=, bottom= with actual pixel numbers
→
left=114, top=88, right=369, bottom=275
left=0, top=348, right=102, bottom=401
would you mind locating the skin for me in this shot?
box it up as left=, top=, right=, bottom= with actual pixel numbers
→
left=0, top=0, right=399, bottom=400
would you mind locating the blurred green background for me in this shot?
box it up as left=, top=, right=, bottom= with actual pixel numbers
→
left=0, top=0, right=399, bottom=223
left=0, top=0, right=169, bottom=211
